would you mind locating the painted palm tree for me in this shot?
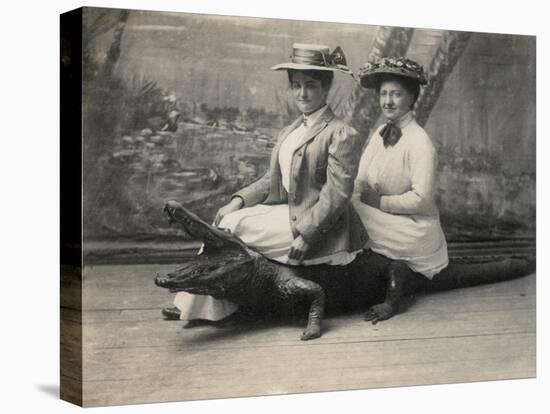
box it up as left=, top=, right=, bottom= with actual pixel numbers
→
left=83, top=9, right=130, bottom=79
left=102, top=10, right=130, bottom=78
left=415, top=31, right=472, bottom=126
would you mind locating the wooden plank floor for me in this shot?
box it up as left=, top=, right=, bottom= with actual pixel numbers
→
left=75, top=263, right=536, bottom=407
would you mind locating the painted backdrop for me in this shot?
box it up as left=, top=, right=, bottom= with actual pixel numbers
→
left=81, top=8, right=535, bottom=248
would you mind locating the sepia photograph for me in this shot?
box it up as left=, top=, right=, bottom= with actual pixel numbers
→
left=3, top=0, right=545, bottom=413
left=59, top=4, right=538, bottom=407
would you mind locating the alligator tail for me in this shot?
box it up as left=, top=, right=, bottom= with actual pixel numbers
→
left=423, top=255, right=536, bottom=293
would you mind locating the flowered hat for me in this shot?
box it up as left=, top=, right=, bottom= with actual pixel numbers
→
left=358, top=56, right=427, bottom=89
left=271, top=43, right=353, bottom=76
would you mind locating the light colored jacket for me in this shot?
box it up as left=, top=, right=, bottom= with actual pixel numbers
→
left=234, top=107, right=368, bottom=261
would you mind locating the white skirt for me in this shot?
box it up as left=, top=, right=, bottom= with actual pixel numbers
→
left=352, top=195, right=448, bottom=279
left=218, top=204, right=359, bottom=265
left=173, top=203, right=359, bottom=321
left=219, top=204, right=293, bottom=262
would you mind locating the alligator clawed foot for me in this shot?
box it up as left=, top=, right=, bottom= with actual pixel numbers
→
left=364, top=303, right=396, bottom=325
left=301, top=325, right=322, bottom=341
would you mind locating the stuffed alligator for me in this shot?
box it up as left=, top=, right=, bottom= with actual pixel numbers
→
left=155, top=201, right=535, bottom=340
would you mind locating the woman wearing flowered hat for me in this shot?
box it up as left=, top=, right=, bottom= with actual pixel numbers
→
left=352, top=56, right=449, bottom=323
left=163, top=44, right=367, bottom=334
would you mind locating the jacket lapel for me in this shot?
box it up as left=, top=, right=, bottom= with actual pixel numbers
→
left=265, top=107, right=336, bottom=203
left=293, top=106, right=336, bottom=151
left=270, top=116, right=303, bottom=172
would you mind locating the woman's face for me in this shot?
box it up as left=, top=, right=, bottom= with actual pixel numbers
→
left=290, top=71, right=329, bottom=115
left=379, top=79, right=414, bottom=122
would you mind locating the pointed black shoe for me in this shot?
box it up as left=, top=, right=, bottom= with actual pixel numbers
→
left=161, top=307, right=181, bottom=320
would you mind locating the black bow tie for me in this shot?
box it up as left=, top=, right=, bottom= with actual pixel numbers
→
left=380, top=122, right=402, bottom=147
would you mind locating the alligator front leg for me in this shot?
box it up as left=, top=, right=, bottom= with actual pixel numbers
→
left=275, top=271, right=325, bottom=340
left=364, top=260, right=409, bottom=324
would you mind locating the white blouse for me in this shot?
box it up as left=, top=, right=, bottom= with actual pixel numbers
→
left=352, top=112, right=448, bottom=278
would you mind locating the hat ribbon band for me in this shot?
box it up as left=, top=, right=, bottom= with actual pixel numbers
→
left=291, top=48, right=327, bottom=66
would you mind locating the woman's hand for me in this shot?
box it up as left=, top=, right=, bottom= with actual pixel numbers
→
left=360, top=184, right=382, bottom=209
left=214, top=197, right=244, bottom=226
left=287, top=234, right=310, bottom=265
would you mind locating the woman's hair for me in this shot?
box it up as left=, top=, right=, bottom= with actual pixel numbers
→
left=287, top=69, right=334, bottom=91
left=376, top=74, right=421, bottom=106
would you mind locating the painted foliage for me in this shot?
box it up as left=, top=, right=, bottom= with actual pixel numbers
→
left=81, top=8, right=535, bottom=244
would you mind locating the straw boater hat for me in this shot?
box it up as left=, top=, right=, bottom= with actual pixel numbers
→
left=271, top=43, right=353, bottom=76
left=358, top=56, right=427, bottom=89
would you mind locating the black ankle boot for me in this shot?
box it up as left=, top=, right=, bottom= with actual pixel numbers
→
left=161, top=307, right=181, bottom=320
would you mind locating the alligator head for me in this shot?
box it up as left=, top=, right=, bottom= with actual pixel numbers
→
left=154, top=200, right=257, bottom=299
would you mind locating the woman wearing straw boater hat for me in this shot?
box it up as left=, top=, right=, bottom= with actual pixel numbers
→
left=163, top=44, right=368, bottom=326
left=352, top=56, right=449, bottom=323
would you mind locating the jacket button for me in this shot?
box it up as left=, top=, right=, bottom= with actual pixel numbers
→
left=297, top=151, right=303, bottom=156
left=291, top=215, right=297, bottom=221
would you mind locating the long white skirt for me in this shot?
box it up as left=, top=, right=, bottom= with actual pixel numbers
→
left=173, top=204, right=359, bottom=321
left=220, top=204, right=293, bottom=263
left=352, top=195, right=448, bottom=279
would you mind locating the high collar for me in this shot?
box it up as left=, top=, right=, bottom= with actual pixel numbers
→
left=278, top=106, right=335, bottom=152
left=302, top=104, right=328, bottom=128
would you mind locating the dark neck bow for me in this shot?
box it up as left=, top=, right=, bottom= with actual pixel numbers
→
left=380, top=121, right=402, bottom=147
